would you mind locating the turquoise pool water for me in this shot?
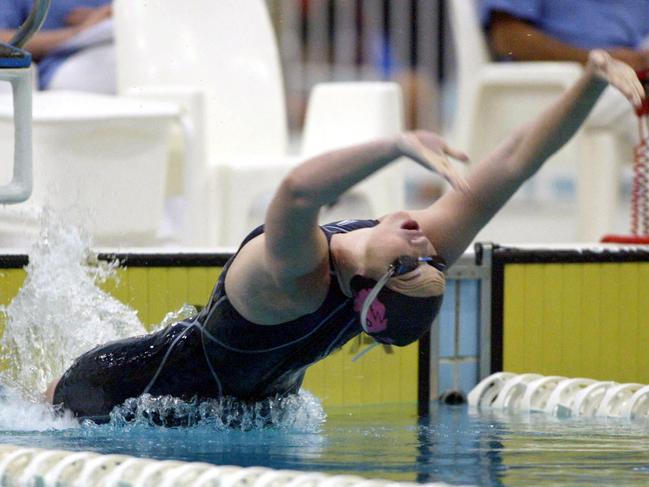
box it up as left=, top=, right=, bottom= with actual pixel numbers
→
left=4, top=216, right=649, bottom=485
left=0, top=403, right=648, bottom=486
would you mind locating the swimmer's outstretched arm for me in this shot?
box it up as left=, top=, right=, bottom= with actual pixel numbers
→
left=229, top=142, right=425, bottom=315
left=227, top=50, right=642, bottom=321
left=226, top=134, right=467, bottom=322
left=410, top=50, right=646, bottom=264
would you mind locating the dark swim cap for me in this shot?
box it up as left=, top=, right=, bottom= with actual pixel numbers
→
left=350, top=274, right=444, bottom=347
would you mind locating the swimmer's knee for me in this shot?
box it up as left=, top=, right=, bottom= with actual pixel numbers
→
left=44, top=377, right=60, bottom=404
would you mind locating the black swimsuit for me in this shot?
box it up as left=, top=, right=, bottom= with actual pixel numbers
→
left=53, top=219, right=378, bottom=419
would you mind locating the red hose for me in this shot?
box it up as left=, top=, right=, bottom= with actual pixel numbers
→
left=602, top=71, right=649, bottom=243
left=630, top=72, right=649, bottom=236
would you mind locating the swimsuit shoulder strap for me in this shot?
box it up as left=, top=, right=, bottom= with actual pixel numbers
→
left=205, top=220, right=378, bottom=309
left=320, top=219, right=379, bottom=242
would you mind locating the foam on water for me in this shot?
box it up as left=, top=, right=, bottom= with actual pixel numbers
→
left=104, top=390, right=326, bottom=432
left=0, top=214, right=326, bottom=432
left=0, top=386, right=78, bottom=431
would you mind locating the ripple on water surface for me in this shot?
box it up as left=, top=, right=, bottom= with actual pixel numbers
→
left=2, top=404, right=648, bottom=486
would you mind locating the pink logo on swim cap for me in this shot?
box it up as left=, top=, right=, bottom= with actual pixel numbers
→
left=353, top=289, right=387, bottom=333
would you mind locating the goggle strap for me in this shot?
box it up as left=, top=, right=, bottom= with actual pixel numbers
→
left=360, top=267, right=394, bottom=333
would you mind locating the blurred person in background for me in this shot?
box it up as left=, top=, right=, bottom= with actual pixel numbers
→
left=481, top=0, right=649, bottom=145
left=0, top=0, right=114, bottom=92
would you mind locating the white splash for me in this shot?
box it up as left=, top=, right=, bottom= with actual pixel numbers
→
left=0, top=214, right=145, bottom=401
left=107, top=390, right=326, bottom=432
left=0, top=214, right=326, bottom=432
left=0, top=385, right=78, bottom=431
left=152, top=303, right=198, bottom=333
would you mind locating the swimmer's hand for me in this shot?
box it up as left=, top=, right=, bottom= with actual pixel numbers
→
left=396, top=131, right=470, bottom=193
left=587, top=50, right=645, bottom=108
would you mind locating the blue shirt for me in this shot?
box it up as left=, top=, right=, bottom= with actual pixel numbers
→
left=480, top=0, right=649, bottom=50
left=0, top=0, right=111, bottom=88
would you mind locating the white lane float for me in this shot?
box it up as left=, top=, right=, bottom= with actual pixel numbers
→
left=469, top=372, right=649, bottom=419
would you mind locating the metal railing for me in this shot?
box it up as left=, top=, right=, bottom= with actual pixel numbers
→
left=0, top=0, right=49, bottom=204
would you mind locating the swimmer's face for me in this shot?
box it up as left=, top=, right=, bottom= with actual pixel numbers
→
left=364, top=212, right=445, bottom=297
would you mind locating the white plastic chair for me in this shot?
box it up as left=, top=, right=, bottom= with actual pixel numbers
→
left=47, top=44, right=115, bottom=95
left=46, top=19, right=116, bottom=94
left=114, top=0, right=290, bottom=246
left=448, top=0, right=629, bottom=241
left=0, top=25, right=181, bottom=246
left=0, top=91, right=179, bottom=245
left=302, top=82, right=405, bottom=220
left=113, top=0, right=406, bottom=247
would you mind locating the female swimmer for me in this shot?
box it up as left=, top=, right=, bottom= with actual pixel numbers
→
left=46, top=50, right=645, bottom=421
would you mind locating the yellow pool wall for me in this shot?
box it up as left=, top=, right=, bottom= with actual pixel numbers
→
left=0, top=264, right=418, bottom=409
left=502, top=261, right=649, bottom=383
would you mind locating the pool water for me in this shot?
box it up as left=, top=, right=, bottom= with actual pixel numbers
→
left=0, top=402, right=648, bottom=486
left=3, top=218, right=649, bottom=486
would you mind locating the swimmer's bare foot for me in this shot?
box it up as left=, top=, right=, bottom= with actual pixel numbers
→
left=44, top=378, right=60, bottom=404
